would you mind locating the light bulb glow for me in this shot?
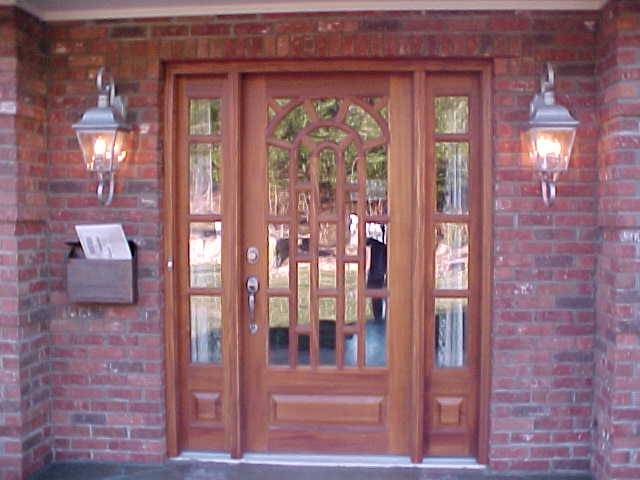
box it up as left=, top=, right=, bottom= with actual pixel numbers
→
left=94, top=137, right=107, bottom=156
left=536, top=136, right=562, bottom=158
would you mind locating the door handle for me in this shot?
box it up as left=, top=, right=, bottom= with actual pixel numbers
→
left=246, top=276, right=259, bottom=334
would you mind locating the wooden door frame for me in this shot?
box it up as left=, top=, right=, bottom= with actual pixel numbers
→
left=163, top=59, right=493, bottom=464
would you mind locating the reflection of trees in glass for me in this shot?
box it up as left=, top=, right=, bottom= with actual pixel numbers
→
left=319, top=149, right=337, bottom=213
left=318, top=259, right=337, bottom=289
left=274, top=104, right=309, bottom=142
left=189, top=143, right=221, bottom=214
left=435, top=96, right=468, bottom=134
left=297, top=263, right=311, bottom=325
left=269, top=296, right=289, bottom=328
left=346, top=104, right=382, bottom=140
left=314, top=98, right=341, bottom=119
left=319, top=222, right=337, bottom=247
left=190, top=296, right=222, bottom=364
left=189, top=99, right=221, bottom=135
left=309, top=126, right=347, bottom=143
left=297, top=145, right=310, bottom=181
left=436, top=142, right=469, bottom=215
left=319, top=298, right=336, bottom=321
left=366, top=145, right=387, bottom=215
left=267, top=146, right=289, bottom=216
left=265, top=96, right=390, bottom=366
left=345, top=143, right=358, bottom=183
left=366, top=145, right=387, bottom=181
left=435, top=298, right=466, bottom=368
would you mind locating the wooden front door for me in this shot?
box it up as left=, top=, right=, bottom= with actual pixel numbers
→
left=241, top=73, right=413, bottom=454
left=168, top=63, right=490, bottom=461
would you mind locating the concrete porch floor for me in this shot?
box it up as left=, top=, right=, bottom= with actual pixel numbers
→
left=30, top=462, right=594, bottom=480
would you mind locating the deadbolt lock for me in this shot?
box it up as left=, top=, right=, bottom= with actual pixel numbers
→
left=246, top=246, right=259, bottom=264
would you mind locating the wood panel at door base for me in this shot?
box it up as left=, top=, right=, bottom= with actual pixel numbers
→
left=266, top=428, right=388, bottom=454
left=271, top=394, right=385, bottom=425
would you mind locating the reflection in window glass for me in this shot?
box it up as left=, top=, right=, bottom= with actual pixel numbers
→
left=309, top=127, right=348, bottom=144
left=274, top=98, right=291, bottom=107
left=365, top=297, right=386, bottom=367
left=319, top=297, right=336, bottom=366
left=189, top=99, right=221, bottom=136
left=346, top=104, right=382, bottom=140
left=435, top=223, right=469, bottom=290
left=268, top=224, right=290, bottom=288
left=189, top=222, right=222, bottom=288
left=345, top=194, right=359, bottom=256
left=297, top=191, right=311, bottom=256
left=274, top=103, right=309, bottom=143
left=435, top=96, right=468, bottom=134
left=361, top=96, right=381, bottom=106
left=298, top=144, right=310, bottom=181
left=366, top=223, right=387, bottom=289
left=269, top=297, right=289, bottom=366
left=189, top=143, right=221, bottom=215
left=190, top=296, right=222, bottom=364
left=298, top=334, right=310, bottom=366
left=366, top=146, right=387, bottom=216
left=435, top=298, right=467, bottom=367
left=436, top=142, right=469, bottom=215
left=319, top=297, right=336, bottom=321
left=345, top=143, right=358, bottom=184
left=314, top=98, right=341, bottom=120
left=319, top=223, right=337, bottom=289
left=297, top=263, right=310, bottom=325
left=267, top=146, right=289, bottom=216
left=318, top=149, right=337, bottom=214
left=344, top=263, right=358, bottom=326
left=344, top=333, right=358, bottom=367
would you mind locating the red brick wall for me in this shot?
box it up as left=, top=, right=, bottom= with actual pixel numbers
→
left=0, top=7, right=51, bottom=480
left=0, top=5, right=606, bottom=475
left=593, top=1, right=640, bottom=479
left=44, top=10, right=600, bottom=471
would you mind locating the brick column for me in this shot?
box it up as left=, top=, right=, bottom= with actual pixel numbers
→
left=593, top=1, right=640, bottom=479
left=0, top=7, right=50, bottom=480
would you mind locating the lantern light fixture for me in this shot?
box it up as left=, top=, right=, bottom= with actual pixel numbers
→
left=525, top=63, right=579, bottom=206
left=72, top=67, right=132, bottom=206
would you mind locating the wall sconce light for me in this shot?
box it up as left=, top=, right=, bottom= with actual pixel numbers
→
left=525, top=63, right=579, bottom=206
left=72, top=67, right=132, bottom=206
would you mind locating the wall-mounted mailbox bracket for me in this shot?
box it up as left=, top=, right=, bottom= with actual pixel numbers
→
left=66, top=240, right=137, bottom=304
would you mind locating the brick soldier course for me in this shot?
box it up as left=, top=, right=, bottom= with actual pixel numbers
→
left=0, top=1, right=638, bottom=479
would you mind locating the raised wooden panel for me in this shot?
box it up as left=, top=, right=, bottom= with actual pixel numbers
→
left=191, top=392, right=222, bottom=423
left=435, top=396, right=463, bottom=427
left=267, top=429, right=388, bottom=454
left=271, top=394, right=385, bottom=425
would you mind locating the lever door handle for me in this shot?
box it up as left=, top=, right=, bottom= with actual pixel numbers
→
left=246, top=276, right=259, bottom=334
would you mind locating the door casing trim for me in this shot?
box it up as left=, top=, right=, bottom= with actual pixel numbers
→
left=163, top=58, right=493, bottom=464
